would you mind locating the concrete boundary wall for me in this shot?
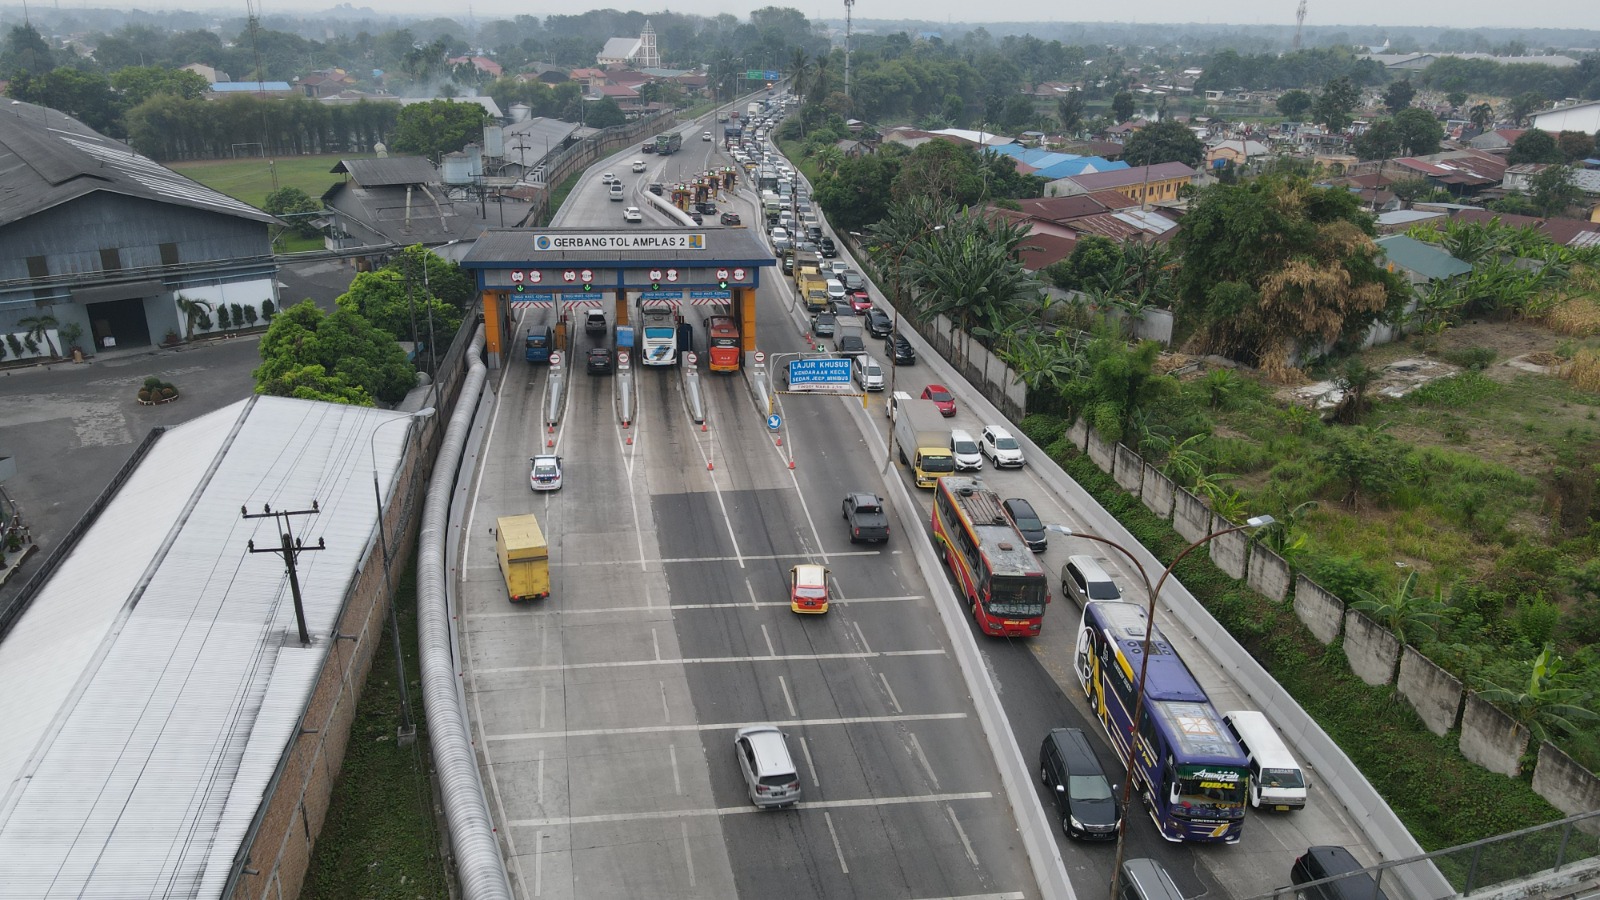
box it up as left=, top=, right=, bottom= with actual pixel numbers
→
left=1140, top=464, right=1175, bottom=519
left=1459, top=693, right=1530, bottom=777
left=1295, top=575, right=1345, bottom=645
left=1086, top=430, right=1114, bottom=473
left=1343, top=608, right=1401, bottom=686
left=1114, top=444, right=1144, bottom=492
left=1171, top=488, right=1212, bottom=543
left=1396, top=647, right=1464, bottom=736
left=1246, top=544, right=1291, bottom=602
left=1066, top=417, right=1088, bottom=451
left=1531, top=743, right=1600, bottom=826
left=1208, top=525, right=1249, bottom=580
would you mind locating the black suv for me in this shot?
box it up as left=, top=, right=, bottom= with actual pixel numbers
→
left=647, top=182, right=664, bottom=195
left=1040, top=727, right=1120, bottom=840
left=885, top=330, right=915, bottom=364
left=819, top=236, right=837, bottom=258
left=864, top=307, right=892, bottom=337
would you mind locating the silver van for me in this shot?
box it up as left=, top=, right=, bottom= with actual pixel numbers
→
left=1120, top=858, right=1186, bottom=900
left=853, top=355, right=884, bottom=391
left=1061, top=555, right=1122, bottom=607
left=734, top=725, right=800, bottom=808
left=950, top=428, right=983, bottom=471
left=1223, top=710, right=1309, bottom=810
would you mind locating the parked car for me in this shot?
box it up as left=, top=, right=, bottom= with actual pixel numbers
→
left=864, top=308, right=893, bottom=337
left=1002, top=497, right=1048, bottom=552
left=886, top=331, right=916, bottom=364
left=585, top=347, right=614, bottom=375
left=979, top=425, right=1025, bottom=468
left=921, top=384, right=956, bottom=417
left=842, top=492, right=890, bottom=543
left=529, top=454, right=563, bottom=491
left=812, top=310, right=837, bottom=337
left=789, top=563, right=831, bottom=614
left=720, top=212, right=742, bottom=225
left=622, top=206, right=642, bottom=222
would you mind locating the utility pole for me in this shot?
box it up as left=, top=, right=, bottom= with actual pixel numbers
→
left=243, top=502, right=325, bottom=646
left=1294, top=0, right=1307, bottom=50
left=844, top=0, right=855, bottom=98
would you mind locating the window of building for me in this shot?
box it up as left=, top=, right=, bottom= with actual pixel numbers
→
left=160, top=243, right=180, bottom=266
left=99, top=248, right=122, bottom=271
left=26, top=256, right=48, bottom=279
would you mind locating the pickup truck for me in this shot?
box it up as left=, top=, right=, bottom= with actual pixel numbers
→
left=842, top=492, right=890, bottom=543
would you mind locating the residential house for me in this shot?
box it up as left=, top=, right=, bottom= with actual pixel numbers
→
left=446, top=56, right=504, bottom=78
left=597, top=20, right=661, bottom=69
left=181, top=62, right=230, bottom=84
left=989, top=145, right=1128, bottom=180
left=1374, top=234, right=1472, bottom=288
left=517, top=65, right=571, bottom=85
left=1468, top=128, right=1526, bottom=152
left=985, top=190, right=1167, bottom=271
left=1045, top=162, right=1198, bottom=205
left=1422, top=206, right=1600, bottom=248
left=206, top=81, right=294, bottom=98
left=1055, top=139, right=1124, bottom=161
left=1205, top=139, right=1270, bottom=169
left=322, top=156, right=522, bottom=251
left=834, top=139, right=870, bottom=158
left=296, top=68, right=356, bottom=99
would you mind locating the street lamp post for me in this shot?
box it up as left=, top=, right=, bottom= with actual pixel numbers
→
left=1046, top=514, right=1275, bottom=900
left=369, top=407, right=437, bottom=744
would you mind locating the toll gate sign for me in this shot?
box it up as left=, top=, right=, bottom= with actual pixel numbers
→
left=785, top=358, right=852, bottom=392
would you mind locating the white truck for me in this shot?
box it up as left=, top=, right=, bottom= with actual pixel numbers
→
left=892, top=398, right=957, bottom=489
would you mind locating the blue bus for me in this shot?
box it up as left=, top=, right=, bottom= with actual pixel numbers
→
left=1074, top=600, right=1249, bottom=843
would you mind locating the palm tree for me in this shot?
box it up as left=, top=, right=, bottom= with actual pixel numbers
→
left=902, top=211, right=1042, bottom=367
left=1348, top=571, right=1453, bottom=652
left=811, top=145, right=844, bottom=174
left=1469, top=102, right=1495, bottom=134
left=17, top=313, right=60, bottom=358
left=1477, top=645, right=1600, bottom=743
left=174, top=295, right=214, bottom=340
left=787, top=48, right=812, bottom=107
left=810, top=54, right=831, bottom=105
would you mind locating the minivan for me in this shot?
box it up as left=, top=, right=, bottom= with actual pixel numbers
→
left=1040, top=727, right=1120, bottom=840
left=950, top=428, right=983, bottom=471
left=853, top=355, right=885, bottom=391
left=1291, top=846, right=1390, bottom=900
left=1119, top=858, right=1187, bottom=900
left=825, top=278, right=846, bottom=303
left=734, top=725, right=801, bottom=808
left=1223, top=710, right=1309, bottom=810
left=1061, top=555, right=1122, bottom=607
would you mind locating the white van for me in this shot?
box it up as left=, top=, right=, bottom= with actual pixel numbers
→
left=886, top=390, right=913, bottom=420
left=950, top=428, right=983, bottom=471
left=853, top=355, right=884, bottom=391
left=1223, top=710, right=1309, bottom=811
left=609, top=182, right=625, bottom=201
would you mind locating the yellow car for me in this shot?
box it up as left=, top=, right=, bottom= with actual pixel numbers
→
left=789, top=563, right=831, bottom=614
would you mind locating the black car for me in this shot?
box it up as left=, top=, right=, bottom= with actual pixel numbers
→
left=1040, top=728, right=1121, bottom=840
left=689, top=211, right=704, bottom=225
left=648, top=182, right=664, bottom=195
left=642, top=143, right=656, bottom=153
left=812, top=311, right=837, bottom=337
left=720, top=212, right=742, bottom=225
left=864, top=307, right=892, bottom=337
left=782, top=256, right=795, bottom=275
left=839, top=270, right=866, bottom=292
left=818, top=236, right=837, bottom=258
left=885, top=330, right=916, bottom=364
left=830, top=299, right=854, bottom=316
left=585, top=347, right=614, bottom=375
left=1002, top=497, right=1048, bottom=552
left=696, top=201, right=719, bottom=215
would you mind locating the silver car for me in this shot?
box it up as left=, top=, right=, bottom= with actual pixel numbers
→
left=734, top=726, right=800, bottom=808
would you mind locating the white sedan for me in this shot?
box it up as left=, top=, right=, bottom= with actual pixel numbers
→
left=529, top=455, right=563, bottom=491
left=623, top=206, right=643, bottom=223
left=631, top=160, right=647, bottom=173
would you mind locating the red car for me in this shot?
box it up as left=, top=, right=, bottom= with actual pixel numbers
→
left=922, top=384, right=956, bottom=417
left=850, top=293, right=873, bottom=313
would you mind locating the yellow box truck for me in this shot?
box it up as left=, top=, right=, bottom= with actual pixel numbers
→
left=496, top=514, right=550, bottom=602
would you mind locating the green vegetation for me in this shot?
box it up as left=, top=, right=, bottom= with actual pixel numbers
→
left=303, top=553, right=447, bottom=899
left=170, top=154, right=367, bottom=211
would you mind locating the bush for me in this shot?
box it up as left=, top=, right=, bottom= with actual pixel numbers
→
left=1307, top=554, right=1383, bottom=599
left=217, top=305, right=232, bottom=329
left=1442, top=346, right=1497, bottom=370
left=262, top=299, right=277, bottom=322
left=242, top=305, right=258, bottom=327
left=1407, top=371, right=1501, bottom=407
left=1020, top=413, right=1068, bottom=447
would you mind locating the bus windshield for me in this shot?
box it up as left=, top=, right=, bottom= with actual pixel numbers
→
left=986, top=575, right=1046, bottom=617
left=1173, top=765, right=1247, bottom=813
left=711, top=337, right=738, bottom=348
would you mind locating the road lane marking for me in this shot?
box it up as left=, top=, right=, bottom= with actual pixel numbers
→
left=799, top=735, right=819, bottom=787
left=762, top=623, right=777, bottom=656
left=680, top=820, right=696, bottom=887
left=879, top=672, right=904, bottom=714
left=685, top=393, right=745, bottom=569
left=825, top=811, right=850, bottom=873
left=853, top=620, right=873, bottom=654
left=908, top=732, right=940, bottom=789
left=670, top=744, right=682, bottom=795
left=660, top=680, right=670, bottom=722
left=546, top=549, right=884, bottom=567
left=946, top=805, right=980, bottom=868
left=467, top=595, right=922, bottom=619
left=476, top=648, right=944, bottom=676
left=779, top=674, right=797, bottom=716
left=747, top=578, right=759, bottom=610
left=487, top=711, right=969, bottom=742
left=505, top=790, right=994, bottom=828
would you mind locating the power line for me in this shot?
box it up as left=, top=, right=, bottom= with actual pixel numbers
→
left=243, top=501, right=325, bottom=646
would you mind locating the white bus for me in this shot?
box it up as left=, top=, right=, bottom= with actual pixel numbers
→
left=640, top=305, right=679, bottom=367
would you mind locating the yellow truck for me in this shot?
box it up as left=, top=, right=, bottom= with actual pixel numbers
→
left=792, top=251, right=821, bottom=291
left=495, top=514, right=550, bottom=602
left=799, top=273, right=831, bottom=313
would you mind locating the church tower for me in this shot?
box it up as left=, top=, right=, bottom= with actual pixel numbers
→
left=636, top=20, right=661, bottom=69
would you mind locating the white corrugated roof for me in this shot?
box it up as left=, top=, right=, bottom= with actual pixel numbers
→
left=0, top=396, right=417, bottom=898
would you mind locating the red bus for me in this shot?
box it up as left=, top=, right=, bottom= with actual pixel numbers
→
left=932, top=476, right=1050, bottom=637
left=706, top=315, right=740, bottom=372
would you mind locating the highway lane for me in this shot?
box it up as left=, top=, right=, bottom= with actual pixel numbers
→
left=457, top=103, right=1039, bottom=899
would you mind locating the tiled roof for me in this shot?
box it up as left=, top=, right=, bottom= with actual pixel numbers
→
left=1015, top=232, right=1077, bottom=271
left=1063, top=162, right=1197, bottom=191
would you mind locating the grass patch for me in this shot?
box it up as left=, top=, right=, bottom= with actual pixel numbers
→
left=302, top=551, right=447, bottom=899
left=1047, top=440, right=1564, bottom=850
left=539, top=170, right=583, bottom=227
left=170, top=153, right=372, bottom=209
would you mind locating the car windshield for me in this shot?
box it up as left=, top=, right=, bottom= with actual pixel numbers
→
left=1069, top=774, right=1115, bottom=801
left=817, top=313, right=834, bottom=323
left=954, top=439, right=978, bottom=454
left=1261, top=768, right=1307, bottom=789
left=995, top=437, right=1020, bottom=450
left=928, top=390, right=951, bottom=402
left=1088, top=582, right=1121, bottom=600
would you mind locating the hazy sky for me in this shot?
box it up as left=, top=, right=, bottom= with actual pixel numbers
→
left=213, top=0, right=1597, bottom=32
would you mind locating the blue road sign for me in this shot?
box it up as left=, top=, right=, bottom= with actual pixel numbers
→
left=767, top=414, right=782, bottom=430
left=786, top=357, right=852, bottom=389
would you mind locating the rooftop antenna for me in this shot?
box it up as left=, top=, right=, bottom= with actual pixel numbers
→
left=844, top=0, right=854, bottom=98
left=1293, top=0, right=1307, bottom=50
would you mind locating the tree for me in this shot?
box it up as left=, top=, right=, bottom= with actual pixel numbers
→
left=1468, top=102, right=1495, bottom=133
left=1174, top=175, right=1405, bottom=376
left=1477, top=645, right=1600, bottom=743
left=1056, top=92, right=1084, bottom=134
left=1390, top=178, right=1433, bottom=209
left=1529, top=164, right=1582, bottom=218
left=1111, top=91, right=1135, bottom=123
left=1355, top=109, right=1444, bottom=160
left=1315, top=425, right=1406, bottom=509
left=815, top=150, right=899, bottom=232
left=263, top=187, right=322, bottom=238
left=1446, top=90, right=1468, bottom=110
left=6, top=68, right=123, bottom=136
left=1349, top=571, right=1453, bottom=651
left=175, top=295, right=213, bottom=340
left=389, top=99, right=490, bottom=158
left=1507, top=129, right=1563, bottom=165
left=1076, top=339, right=1177, bottom=444
left=17, top=313, right=59, bottom=358
left=1121, top=119, right=1204, bottom=167
left=1383, top=79, right=1416, bottom=112
left=1276, top=89, right=1314, bottom=120
left=0, top=23, right=53, bottom=79
left=1049, top=235, right=1122, bottom=292
left=109, top=66, right=209, bottom=106
left=1313, top=76, right=1360, bottom=132
left=891, top=139, right=985, bottom=207
left=253, top=299, right=414, bottom=405
left=334, top=270, right=462, bottom=346
left=1508, top=91, right=1547, bottom=125
left=1556, top=130, right=1594, bottom=163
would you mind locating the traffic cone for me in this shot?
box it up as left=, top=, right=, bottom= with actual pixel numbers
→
left=707, top=461, right=714, bottom=470
left=701, top=422, right=707, bottom=432
left=776, top=437, right=782, bottom=446
left=626, top=435, right=633, bottom=445
left=547, top=437, right=554, bottom=447
left=788, top=460, right=795, bottom=469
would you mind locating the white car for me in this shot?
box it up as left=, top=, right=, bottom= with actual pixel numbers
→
left=529, top=454, right=563, bottom=490
left=979, top=425, right=1025, bottom=468
left=769, top=226, right=790, bottom=244
left=623, top=206, right=642, bottom=223
left=702, top=131, right=713, bottom=141
left=950, top=428, right=983, bottom=471
left=600, top=172, right=615, bottom=184
left=631, top=160, right=646, bottom=173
